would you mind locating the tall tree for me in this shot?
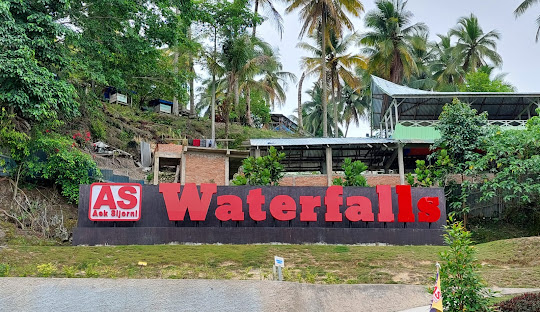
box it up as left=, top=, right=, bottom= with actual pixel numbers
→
left=0, top=0, right=78, bottom=122
left=450, top=14, right=502, bottom=72
left=299, top=32, right=366, bottom=137
left=302, top=83, right=342, bottom=137
left=251, top=0, right=284, bottom=38
left=361, top=0, right=427, bottom=84
left=431, top=33, right=465, bottom=90
left=286, top=0, right=364, bottom=137
left=340, top=83, right=369, bottom=137
left=515, top=0, right=540, bottom=42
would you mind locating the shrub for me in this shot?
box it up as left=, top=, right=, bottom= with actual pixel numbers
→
left=0, top=263, right=10, bottom=277
left=439, top=220, right=493, bottom=311
left=37, top=263, right=56, bottom=277
left=332, top=158, right=368, bottom=187
left=90, top=120, right=107, bottom=140
left=232, top=146, right=285, bottom=186
left=495, top=293, right=540, bottom=312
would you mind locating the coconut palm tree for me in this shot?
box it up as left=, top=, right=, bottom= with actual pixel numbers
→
left=515, top=0, right=540, bottom=42
left=302, top=83, right=342, bottom=137
left=286, top=0, right=364, bottom=137
left=449, top=14, right=502, bottom=72
left=406, top=30, right=437, bottom=90
left=340, top=82, right=369, bottom=137
left=360, top=0, right=427, bottom=84
left=251, top=0, right=284, bottom=38
left=431, top=33, right=465, bottom=90
left=298, top=32, right=367, bottom=137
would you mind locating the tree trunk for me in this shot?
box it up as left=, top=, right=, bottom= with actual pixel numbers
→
left=246, top=87, right=253, bottom=126
left=297, top=72, right=305, bottom=131
left=332, top=69, right=338, bottom=138
left=252, top=0, right=259, bottom=38
left=321, top=10, right=328, bottom=138
left=211, top=27, right=217, bottom=147
left=188, top=25, right=195, bottom=116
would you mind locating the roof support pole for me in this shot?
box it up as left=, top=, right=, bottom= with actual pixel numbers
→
left=180, top=153, right=186, bottom=185
left=389, top=109, right=394, bottom=134
left=398, top=143, right=405, bottom=185
left=254, top=148, right=261, bottom=158
left=326, top=147, right=333, bottom=186
left=385, top=115, right=389, bottom=138
left=394, top=99, right=399, bottom=123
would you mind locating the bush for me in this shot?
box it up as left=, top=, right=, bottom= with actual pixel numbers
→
left=332, top=158, right=368, bottom=187
left=31, top=134, right=101, bottom=203
left=495, top=293, right=540, bottom=312
left=232, top=146, right=285, bottom=186
left=0, top=263, right=10, bottom=277
left=439, top=220, right=493, bottom=312
left=37, top=263, right=56, bottom=277
left=90, top=120, right=107, bottom=140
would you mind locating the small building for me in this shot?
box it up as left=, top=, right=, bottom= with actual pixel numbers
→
left=269, top=113, right=298, bottom=132
left=148, top=99, right=174, bottom=114
left=152, top=144, right=249, bottom=185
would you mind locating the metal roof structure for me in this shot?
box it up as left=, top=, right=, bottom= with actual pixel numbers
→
left=249, top=137, right=432, bottom=172
left=371, top=76, right=540, bottom=128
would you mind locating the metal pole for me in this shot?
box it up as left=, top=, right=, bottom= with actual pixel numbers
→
left=398, top=143, right=405, bottom=185
left=277, top=266, right=283, bottom=281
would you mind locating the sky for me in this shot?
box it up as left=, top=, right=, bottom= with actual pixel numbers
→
left=255, top=0, right=540, bottom=137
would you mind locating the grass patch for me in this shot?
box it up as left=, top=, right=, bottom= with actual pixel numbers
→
left=0, top=237, right=538, bottom=286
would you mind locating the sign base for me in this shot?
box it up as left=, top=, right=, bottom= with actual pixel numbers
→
left=73, top=227, right=444, bottom=245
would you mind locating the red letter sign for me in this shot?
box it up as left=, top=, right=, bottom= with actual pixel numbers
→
left=376, top=185, right=394, bottom=222
left=325, top=186, right=343, bottom=222
left=89, top=183, right=141, bottom=221
left=418, top=197, right=441, bottom=222
left=270, top=195, right=296, bottom=221
left=159, top=183, right=217, bottom=221
left=396, top=185, right=415, bottom=222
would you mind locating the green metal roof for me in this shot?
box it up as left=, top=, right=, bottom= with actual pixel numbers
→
left=392, top=124, right=441, bottom=141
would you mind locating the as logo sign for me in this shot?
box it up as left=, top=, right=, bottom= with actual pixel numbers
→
left=89, top=183, right=141, bottom=221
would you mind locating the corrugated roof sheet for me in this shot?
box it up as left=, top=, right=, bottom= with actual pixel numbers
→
left=371, top=76, right=540, bottom=128
left=250, top=137, right=395, bottom=147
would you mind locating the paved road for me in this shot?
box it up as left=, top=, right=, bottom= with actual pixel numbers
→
left=0, top=278, right=537, bottom=312
left=0, top=278, right=431, bottom=312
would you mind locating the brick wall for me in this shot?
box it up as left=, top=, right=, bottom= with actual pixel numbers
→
left=184, top=152, right=226, bottom=185
left=280, top=174, right=402, bottom=186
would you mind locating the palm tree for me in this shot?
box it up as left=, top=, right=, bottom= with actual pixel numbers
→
left=286, top=0, right=364, bottom=137
left=430, top=33, right=465, bottom=90
left=252, top=0, right=284, bottom=38
left=450, top=14, right=502, bottom=72
left=298, top=32, right=367, bottom=137
left=340, top=83, right=369, bottom=137
left=302, top=83, right=342, bottom=137
left=406, top=30, right=437, bottom=90
left=360, top=0, right=427, bottom=84
left=515, top=0, right=540, bottom=42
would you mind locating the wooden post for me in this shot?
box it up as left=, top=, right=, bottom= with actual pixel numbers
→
left=326, top=147, right=333, bottom=186
left=398, top=143, right=405, bottom=185
left=225, top=156, right=230, bottom=186
left=180, top=153, right=186, bottom=184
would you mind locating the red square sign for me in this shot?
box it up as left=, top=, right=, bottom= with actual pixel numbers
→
left=89, top=183, right=142, bottom=221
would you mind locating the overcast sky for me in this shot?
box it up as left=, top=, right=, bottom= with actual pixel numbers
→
left=255, top=0, right=540, bottom=137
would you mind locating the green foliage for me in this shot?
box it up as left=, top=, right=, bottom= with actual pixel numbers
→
left=332, top=158, right=368, bottom=187
left=0, top=0, right=78, bottom=121
left=407, top=150, right=452, bottom=187
left=37, top=263, right=56, bottom=277
left=0, top=263, right=10, bottom=277
left=33, top=135, right=101, bottom=203
left=90, top=120, right=107, bottom=140
left=0, top=112, right=100, bottom=203
left=439, top=220, right=493, bottom=312
left=460, top=71, right=514, bottom=92
left=465, top=110, right=540, bottom=234
left=434, top=99, right=488, bottom=170
left=232, top=146, right=285, bottom=186
left=495, top=292, right=540, bottom=312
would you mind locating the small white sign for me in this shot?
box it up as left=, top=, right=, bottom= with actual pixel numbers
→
left=274, top=256, right=284, bottom=268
